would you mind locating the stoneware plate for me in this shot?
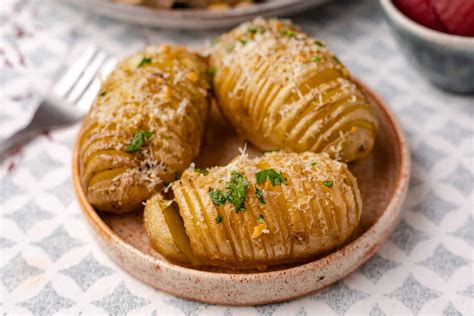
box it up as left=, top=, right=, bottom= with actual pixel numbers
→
left=69, top=0, right=330, bottom=30
left=72, top=78, right=410, bottom=305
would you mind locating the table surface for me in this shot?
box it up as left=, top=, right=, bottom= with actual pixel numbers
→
left=1, top=1, right=473, bottom=315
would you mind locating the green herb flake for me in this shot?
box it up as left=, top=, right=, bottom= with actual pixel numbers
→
left=225, top=171, right=249, bottom=212
left=255, top=169, right=287, bottom=186
left=126, top=130, right=153, bottom=152
left=207, top=67, right=216, bottom=76
left=280, top=29, right=296, bottom=38
left=264, top=149, right=280, bottom=153
left=239, top=39, right=248, bottom=46
left=211, top=37, right=220, bottom=46
left=195, top=168, right=209, bottom=176
left=332, top=56, right=341, bottom=64
left=99, top=91, right=107, bottom=97
left=215, top=215, right=224, bottom=224
left=314, top=40, right=325, bottom=47
left=256, top=214, right=265, bottom=224
left=247, top=26, right=257, bottom=34
left=256, top=187, right=265, bottom=204
left=225, top=43, right=235, bottom=52
left=310, top=56, right=321, bottom=62
left=323, top=180, right=334, bottom=188
left=137, top=57, right=152, bottom=68
left=174, top=172, right=181, bottom=180
left=209, top=189, right=227, bottom=206
left=310, top=162, right=317, bottom=167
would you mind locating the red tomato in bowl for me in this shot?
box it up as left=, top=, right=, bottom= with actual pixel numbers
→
left=394, top=0, right=474, bottom=37
left=431, top=0, right=474, bottom=36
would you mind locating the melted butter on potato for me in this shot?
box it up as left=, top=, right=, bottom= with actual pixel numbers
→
left=209, top=18, right=378, bottom=163
left=78, top=45, right=211, bottom=213
left=144, top=151, right=362, bottom=270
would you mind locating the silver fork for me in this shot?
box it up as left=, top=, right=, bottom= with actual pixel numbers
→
left=0, top=45, right=117, bottom=161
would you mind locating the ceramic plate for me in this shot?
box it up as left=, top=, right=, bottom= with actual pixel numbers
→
left=69, top=0, right=331, bottom=30
left=72, top=78, right=410, bottom=305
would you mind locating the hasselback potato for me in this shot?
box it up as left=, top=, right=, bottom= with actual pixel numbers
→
left=144, top=151, right=362, bottom=270
left=79, top=45, right=210, bottom=213
left=209, top=18, right=378, bottom=162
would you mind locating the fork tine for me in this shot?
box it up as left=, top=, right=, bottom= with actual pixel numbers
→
left=52, top=45, right=98, bottom=98
left=67, top=50, right=108, bottom=104
left=76, top=57, right=118, bottom=113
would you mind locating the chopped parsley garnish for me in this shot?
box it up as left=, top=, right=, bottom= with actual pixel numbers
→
left=137, top=57, right=152, bottom=68
left=314, top=40, right=325, bottom=47
left=225, top=43, right=235, bottom=52
left=174, top=171, right=181, bottom=180
left=215, top=215, right=224, bottom=224
left=310, top=162, right=317, bottom=166
left=247, top=25, right=266, bottom=34
left=310, top=56, right=321, bottom=62
left=280, top=29, right=296, bottom=38
left=209, top=189, right=227, bottom=206
left=332, top=56, right=341, bottom=64
left=99, top=91, right=107, bottom=97
left=247, top=26, right=258, bottom=33
left=207, top=67, right=216, bottom=76
left=255, top=169, right=287, bottom=186
left=208, top=172, right=250, bottom=212
left=211, top=37, right=220, bottom=45
left=195, top=168, right=209, bottom=176
left=126, top=130, right=153, bottom=152
left=256, top=214, right=265, bottom=224
left=323, top=180, right=334, bottom=188
left=225, top=171, right=248, bottom=212
left=256, top=187, right=265, bottom=204
left=239, top=39, right=248, bottom=46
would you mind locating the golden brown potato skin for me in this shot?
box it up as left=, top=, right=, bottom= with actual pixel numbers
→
left=79, top=45, right=210, bottom=213
left=209, top=18, right=378, bottom=162
left=144, top=151, right=362, bottom=270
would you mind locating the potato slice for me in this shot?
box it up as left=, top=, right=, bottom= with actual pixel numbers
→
left=144, top=195, right=200, bottom=265
left=145, top=151, right=362, bottom=270
left=78, top=45, right=211, bottom=213
left=209, top=18, right=378, bottom=163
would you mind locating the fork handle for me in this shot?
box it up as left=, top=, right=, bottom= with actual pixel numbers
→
left=0, top=125, right=39, bottom=162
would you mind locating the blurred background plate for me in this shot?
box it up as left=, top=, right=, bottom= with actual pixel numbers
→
left=68, top=0, right=331, bottom=30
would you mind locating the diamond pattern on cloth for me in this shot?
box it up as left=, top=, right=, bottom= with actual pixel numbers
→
left=32, top=226, right=84, bottom=261
left=166, top=296, right=209, bottom=316
left=443, top=302, right=462, bottom=316
left=442, top=164, right=474, bottom=196
left=311, top=282, right=369, bottom=315
left=0, top=253, right=43, bottom=292
left=60, top=253, right=115, bottom=291
left=92, top=281, right=150, bottom=315
left=411, top=142, right=447, bottom=170
left=358, top=254, right=400, bottom=283
left=418, top=244, right=469, bottom=280
left=389, top=220, right=429, bottom=255
left=5, top=200, right=54, bottom=232
left=411, top=191, right=457, bottom=224
left=0, top=237, right=16, bottom=248
left=386, top=274, right=441, bottom=315
left=369, top=304, right=385, bottom=316
left=16, top=282, right=75, bottom=316
left=449, top=215, right=473, bottom=247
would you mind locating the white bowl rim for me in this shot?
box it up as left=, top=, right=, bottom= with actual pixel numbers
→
left=379, top=0, right=474, bottom=49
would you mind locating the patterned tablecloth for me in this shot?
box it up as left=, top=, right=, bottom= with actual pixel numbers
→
left=1, top=0, right=473, bottom=315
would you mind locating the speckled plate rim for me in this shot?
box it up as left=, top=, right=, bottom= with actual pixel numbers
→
left=72, top=77, right=410, bottom=305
